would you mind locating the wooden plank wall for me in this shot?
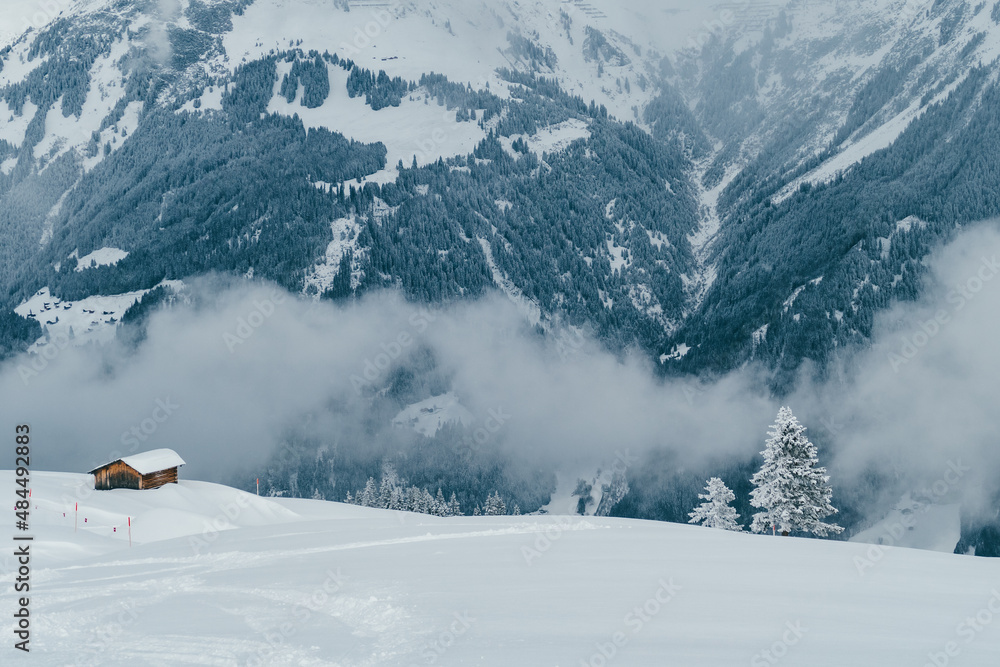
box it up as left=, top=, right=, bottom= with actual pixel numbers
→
left=93, top=461, right=140, bottom=491
left=93, top=463, right=179, bottom=490
left=140, top=467, right=178, bottom=490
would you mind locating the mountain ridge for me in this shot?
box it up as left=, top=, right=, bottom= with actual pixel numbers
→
left=2, top=0, right=999, bottom=387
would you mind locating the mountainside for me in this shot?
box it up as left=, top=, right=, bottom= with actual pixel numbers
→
left=3, top=470, right=998, bottom=666
left=1, top=0, right=999, bottom=384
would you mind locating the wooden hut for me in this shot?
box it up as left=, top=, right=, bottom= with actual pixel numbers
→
left=89, top=449, right=186, bottom=491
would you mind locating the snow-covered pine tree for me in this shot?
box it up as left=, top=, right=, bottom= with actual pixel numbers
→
left=448, top=492, right=462, bottom=517
left=421, top=489, right=436, bottom=514
left=434, top=489, right=447, bottom=516
left=688, top=477, right=742, bottom=531
left=389, top=486, right=405, bottom=511
left=483, top=491, right=507, bottom=516
left=749, top=407, right=844, bottom=537
left=359, top=477, right=377, bottom=507
left=377, top=477, right=394, bottom=509
left=406, top=486, right=421, bottom=513
left=377, top=461, right=400, bottom=509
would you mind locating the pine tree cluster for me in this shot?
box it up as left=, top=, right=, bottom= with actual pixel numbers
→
left=349, top=463, right=463, bottom=517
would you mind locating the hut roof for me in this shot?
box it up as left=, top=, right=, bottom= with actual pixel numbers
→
left=89, top=448, right=186, bottom=475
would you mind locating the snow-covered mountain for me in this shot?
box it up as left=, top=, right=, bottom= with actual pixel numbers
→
left=3, top=470, right=997, bottom=665
left=2, top=0, right=999, bottom=382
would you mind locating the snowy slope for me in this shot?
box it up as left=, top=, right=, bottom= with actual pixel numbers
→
left=1, top=5, right=143, bottom=176
left=221, top=0, right=738, bottom=120
left=265, top=62, right=487, bottom=183
left=728, top=0, right=1000, bottom=194
left=391, top=392, right=474, bottom=437
left=539, top=467, right=611, bottom=516
left=850, top=495, right=963, bottom=554
left=14, top=282, right=182, bottom=352
left=73, top=246, right=129, bottom=271
left=3, top=470, right=999, bottom=666
left=0, top=0, right=75, bottom=48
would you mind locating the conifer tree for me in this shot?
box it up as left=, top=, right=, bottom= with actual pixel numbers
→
left=448, top=492, right=462, bottom=517
left=359, top=477, right=377, bottom=507
left=750, top=407, right=843, bottom=537
left=688, top=478, right=742, bottom=531
left=377, top=477, right=394, bottom=509
left=483, top=491, right=507, bottom=515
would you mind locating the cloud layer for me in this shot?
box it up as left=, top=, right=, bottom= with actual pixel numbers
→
left=3, top=222, right=1000, bottom=518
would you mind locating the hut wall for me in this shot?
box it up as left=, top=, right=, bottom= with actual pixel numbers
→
left=93, top=461, right=141, bottom=491
left=140, top=467, right=178, bottom=490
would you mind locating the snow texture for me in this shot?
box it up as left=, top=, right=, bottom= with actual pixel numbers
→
left=1, top=469, right=998, bottom=665
left=391, top=392, right=474, bottom=438
left=90, top=448, right=186, bottom=475
left=74, top=247, right=129, bottom=271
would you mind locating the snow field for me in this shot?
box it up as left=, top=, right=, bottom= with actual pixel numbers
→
left=1, top=470, right=999, bottom=665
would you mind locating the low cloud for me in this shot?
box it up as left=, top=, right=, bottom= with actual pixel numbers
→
left=3, top=223, right=1000, bottom=521
left=0, top=276, right=774, bottom=482
left=792, top=222, right=1000, bottom=511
